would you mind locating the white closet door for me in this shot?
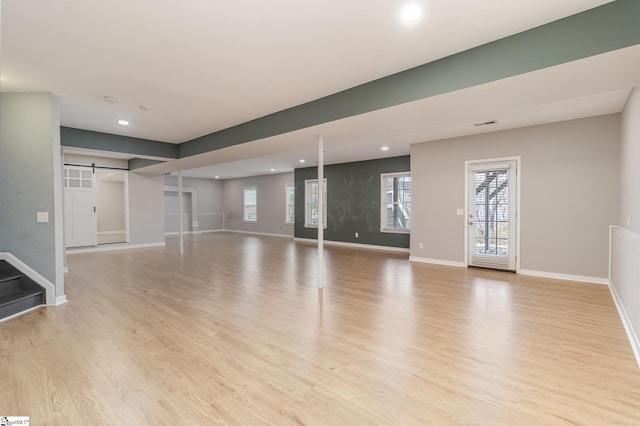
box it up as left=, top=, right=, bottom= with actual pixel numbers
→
left=64, top=166, right=97, bottom=248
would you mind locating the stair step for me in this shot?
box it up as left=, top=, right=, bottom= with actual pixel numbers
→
left=0, top=289, right=45, bottom=320
left=0, top=276, right=22, bottom=298
left=0, top=274, right=22, bottom=284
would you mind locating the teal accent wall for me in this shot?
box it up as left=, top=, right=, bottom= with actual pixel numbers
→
left=295, top=156, right=410, bottom=248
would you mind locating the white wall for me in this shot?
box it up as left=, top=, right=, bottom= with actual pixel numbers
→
left=129, top=172, right=165, bottom=244
left=223, top=172, right=294, bottom=236
left=410, top=114, right=620, bottom=279
left=97, top=180, right=126, bottom=233
left=612, top=86, right=640, bottom=362
left=620, top=87, right=640, bottom=234
left=164, top=176, right=224, bottom=233
left=0, top=93, right=65, bottom=298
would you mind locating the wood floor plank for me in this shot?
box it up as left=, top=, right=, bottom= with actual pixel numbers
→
left=1, top=233, right=640, bottom=424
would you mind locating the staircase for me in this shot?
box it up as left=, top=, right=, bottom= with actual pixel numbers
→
left=0, top=260, right=46, bottom=321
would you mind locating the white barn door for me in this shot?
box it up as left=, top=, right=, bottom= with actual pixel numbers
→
left=64, top=166, right=97, bottom=248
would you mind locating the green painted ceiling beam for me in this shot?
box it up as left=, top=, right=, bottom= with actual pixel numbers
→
left=61, top=126, right=178, bottom=159
left=61, top=1, right=640, bottom=161
left=179, top=0, right=640, bottom=158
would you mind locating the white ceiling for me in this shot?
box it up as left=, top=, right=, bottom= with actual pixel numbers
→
left=4, top=0, right=637, bottom=179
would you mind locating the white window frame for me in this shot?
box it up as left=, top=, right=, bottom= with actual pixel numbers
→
left=380, top=172, right=411, bottom=233
left=243, top=186, right=257, bottom=222
left=304, top=178, right=327, bottom=229
left=285, top=183, right=295, bottom=225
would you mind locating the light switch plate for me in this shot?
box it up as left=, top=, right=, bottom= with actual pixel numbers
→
left=37, top=212, right=49, bottom=223
left=192, top=221, right=199, bottom=227
left=456, top=209, right=464, bottom=216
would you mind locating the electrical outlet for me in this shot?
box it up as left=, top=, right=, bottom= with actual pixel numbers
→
left=355, top=232, right=359, bottom=238
left=419, top=242, right=424, bottom=249
left=192, top=221, right=198, bottom=227
left=36, top=212, right=49, bottom=223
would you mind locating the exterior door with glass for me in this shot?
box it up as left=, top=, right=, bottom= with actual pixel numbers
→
left=467, top=160, right=517, bottom=271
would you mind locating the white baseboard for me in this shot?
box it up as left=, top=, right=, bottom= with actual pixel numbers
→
left=66, top=242, right=166, bottom=254
left=518, top=269, right=608, bottom=285
left=0, top=252, right=58, bottom=306
left=226, top=230, right=293, bottom=238
left=608, top=281, right=640, bottom=367
left=164, top=229, right=224, bottom=236
left=55, top=295, right=68, bottom=305
left=294, top=238, right=410, bottom=253
left=409, top=256, right=466, bottom=267
left=0, top=304, right=45, bottom=323
left=97, top=230, right=126, bottom=235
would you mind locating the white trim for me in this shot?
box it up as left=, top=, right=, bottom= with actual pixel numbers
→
left=294, top=238, right=410, bottom=253
left=464, top=156, right=521, bottom=272
left=55, top=295, right=68, bottom=305
left=225, top=230, right=293, bottom=238
left=165, top=229, right=223, bottom=236
left=66, top=242, right=166, bottom=254
left=97, top=230, right=127, bottom=235
left=0, top=252, right=57, bottom=306
left=243, top=185, right=257, bottom=222
left=518, top=269, right=608, bottom=285
left=52, top=105, right=65, bottom=302
left=285, top=183, right=295, bottom=225
left=608, top=280, right=640, bottom=367
left=304, top=178, right=327, bottom=228
left=380, top=171, right=411, bottom=233
left=409, top=256, right=466, bottom=268
left=0, top=305, right=45, bottom=324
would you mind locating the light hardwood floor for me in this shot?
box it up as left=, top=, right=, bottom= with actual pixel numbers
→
left=2, top=233, right=640, bottom=424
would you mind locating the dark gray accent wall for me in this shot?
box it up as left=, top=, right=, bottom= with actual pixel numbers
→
left=295, top=156, right=410, bottom=248
left=61, top=127, right=178, bottom=159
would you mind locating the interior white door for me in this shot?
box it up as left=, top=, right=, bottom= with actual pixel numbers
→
left=467, top=160, right=517, bottom=271
left=64, top=166, right=97, bottom=248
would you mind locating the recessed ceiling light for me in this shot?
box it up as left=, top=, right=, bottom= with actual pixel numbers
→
left=214, top=175, right=220, bottom=179
left=299, top=159, right=305, bottom=163
left=398, top=4, right=424, bottom=24
left=269, top=168, right=276, bottom=172
left=381, top=146, right=390, bottom=151
left=104, top=96, right=118, bottom=103
left=117, top=119, right=130, bottom=127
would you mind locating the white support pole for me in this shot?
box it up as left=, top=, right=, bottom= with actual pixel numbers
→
left=178, top=165, right=184, bottom=256
left=317, top=135, right=324, bottom=289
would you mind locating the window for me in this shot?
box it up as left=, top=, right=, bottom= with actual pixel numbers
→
left=304, top=179, right=327, bottom=228
left=381, top=172, right=411, bottom=232
left=285, top=183, right=295, bottom=225
left=243, top=186, right=257, bottom=222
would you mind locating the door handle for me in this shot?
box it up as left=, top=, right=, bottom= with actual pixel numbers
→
left=468, top=221, right=473, bottom=225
